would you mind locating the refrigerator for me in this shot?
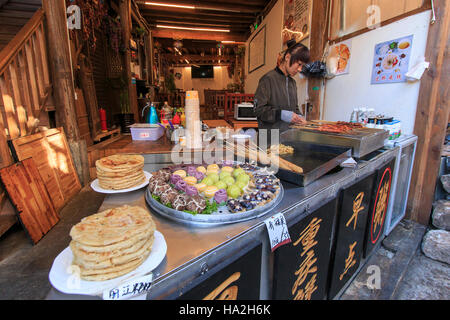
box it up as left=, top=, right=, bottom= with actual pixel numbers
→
left=383, top=135, right=418, bottom=236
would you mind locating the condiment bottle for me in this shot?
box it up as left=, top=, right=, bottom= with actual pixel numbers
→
left=350, top=108, right=358, bottom=123
left=149, top=103, right=159, bottom=124
left=161, top=101, right=173, bottom=125
left=172, top=112, right=181, bottom=125
left=181, top=110, right=186, bottom=127
left=99, top=107, right=107, bottom=132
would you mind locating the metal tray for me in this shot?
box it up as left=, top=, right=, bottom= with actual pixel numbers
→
left=145, top=187, right=283, bottom=227
left=144, top=164, right=284, bottom=227
left=282, top=127, right=389, bottom=158
left=275, top=140, right=352, bottom=187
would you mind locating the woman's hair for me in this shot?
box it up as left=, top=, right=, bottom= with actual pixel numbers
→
left=283, top=39, right=310, bottom=66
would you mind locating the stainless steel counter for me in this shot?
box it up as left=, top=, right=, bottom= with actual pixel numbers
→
left=46, top=147, right=398, bottom=300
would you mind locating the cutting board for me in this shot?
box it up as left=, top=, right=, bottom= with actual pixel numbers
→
left=11, top=128, right=81, bottom=211
left=0, top=158, right=59, bottom=244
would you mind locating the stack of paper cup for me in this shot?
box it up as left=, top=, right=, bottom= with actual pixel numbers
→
left=185, top=91, right=202, bottom=149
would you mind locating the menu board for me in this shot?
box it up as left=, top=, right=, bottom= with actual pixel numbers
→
left=371, top=35, right=413, bottom=84
left=176, top=243, right=262, bottom=300
left=328, top=174, right=375, bottom=299
left=328, top=40, right=352, bottom=76
left=272, top=198, right=338, bottom=300
left=364, top=158, right=396, bottom=258
left=282, top=0, right=311, bottom=45
left=248, top=25, right=266, bottom=73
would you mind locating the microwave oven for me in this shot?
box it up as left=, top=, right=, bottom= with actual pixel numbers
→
left=234, top=102, right=257, bottom=120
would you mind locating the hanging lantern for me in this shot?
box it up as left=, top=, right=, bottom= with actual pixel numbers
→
left=173, top=40, right=183, bottom=49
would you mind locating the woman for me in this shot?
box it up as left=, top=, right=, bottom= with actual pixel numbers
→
left=254, top=39, right=310, bottom=143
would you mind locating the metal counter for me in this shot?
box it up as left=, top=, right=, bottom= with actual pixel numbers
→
left=46, top=146, right=398, bottom=300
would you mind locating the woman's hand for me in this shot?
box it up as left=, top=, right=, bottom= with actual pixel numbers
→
left=291, top=113, right=307, bottom=125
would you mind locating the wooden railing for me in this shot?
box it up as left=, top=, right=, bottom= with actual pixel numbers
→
left=0, top=7, right=53, bottom=237
left=0, top=8, right=51, bottom=149
left=224, top=93, right=255, bottom=121
left=204, top=89, right=231, bottom=119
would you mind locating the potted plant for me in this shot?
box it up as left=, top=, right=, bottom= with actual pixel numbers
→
left=227, top=83, right=241, bottom=93
left=164, top=73, right=177, bottom=93
left=107, top=75, right=135, bottom=133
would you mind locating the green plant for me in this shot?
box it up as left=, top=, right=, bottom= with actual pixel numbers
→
left=236, top=46, right=245, bottom=57
left=120, top=90, right=130, bottom=114
left=165, top=73, right=177, bottom=93
left=133, top=26, right=146, bottom=38
left=227, top=83, right=241, bottom=93
left=106, top=74, right=131, bottom=114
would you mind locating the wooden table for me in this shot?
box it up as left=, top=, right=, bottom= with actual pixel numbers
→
left=229, top=120, right=258, bottom=131
left=202, top=119, right=232, bottom=128
left=87, top=135, right=227, bottom=179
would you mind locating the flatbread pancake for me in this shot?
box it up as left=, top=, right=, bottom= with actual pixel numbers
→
left=98, top=173, right=147, bottom=190
left=95, top=154, right=146, bottom=190
left=96, top=167, right=145, bottom=179
left=70, top=205, right=155, bottom=246
left=96, top=154, right=144, bottom=173
left=72, top=235, right=154, bottom=270
left=77, top=250, right=149, bottom=279
left=69, top=205, right=157, bottom=281
left=70, top=228, right=153, bottom=254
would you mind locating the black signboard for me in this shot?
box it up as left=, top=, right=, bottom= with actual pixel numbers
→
left=364, top=158, right=396, bottom=258
left=328, top=173, right=375, bottom=299
left=177, top=242, right=262, bottom=300
left=272, top=198, right=338, bottom=300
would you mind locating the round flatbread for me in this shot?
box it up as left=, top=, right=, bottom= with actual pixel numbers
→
left=97, top=167, right=145, bottom=179
left=98, top=175, right=147, bottom=190
left=72, top=235, right=154, bottom=270
left=96, top=154, right=144, bottom=173
left=77, top=256, right=147, bottom=280
left=78, top=254, right=148, bottom=282
left=70, top=205, right=155, bottom=246
left=70, top=228, right=154, bottom=254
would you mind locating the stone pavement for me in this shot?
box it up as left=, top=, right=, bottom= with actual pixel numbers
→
left=0, top=186, right=448, bottom=300
left=340, top=219, right=449, bottom=300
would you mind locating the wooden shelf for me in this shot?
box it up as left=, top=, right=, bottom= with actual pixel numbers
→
left=93, top=128, right=120, bottom=142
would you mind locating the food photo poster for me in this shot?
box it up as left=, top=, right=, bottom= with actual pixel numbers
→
left=327, top=39, right=352, bottom=76
left=371, top=35, right=413, bottom=84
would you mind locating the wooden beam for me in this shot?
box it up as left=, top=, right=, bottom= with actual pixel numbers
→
left=151, top=28, right=246, bottom=42
left=307, top=0, right=329, bottom=120
left=137, top=0, right=264, bottom=14
left=162, top=54, right=235, bottom=61
left=42, top=0, right=89, bottom=186
left=141, top=9, right=256, bottom=21
left=406, top=0, right=450, bottom=225
left=171, top=63, right=232, bottom=67
left=41, top=0, right=79, bottom=142
left=120, top=0, right=140, bottom=123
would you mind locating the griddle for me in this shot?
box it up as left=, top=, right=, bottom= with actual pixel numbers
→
left=283, top=126, right=389, bottom=158
left=274, top=140, right=351, bottom=187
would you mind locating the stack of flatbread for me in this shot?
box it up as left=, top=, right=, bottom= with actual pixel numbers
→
left=69, top=205, right=156, bottom=281
left=96, top=154, right=146, bottom=190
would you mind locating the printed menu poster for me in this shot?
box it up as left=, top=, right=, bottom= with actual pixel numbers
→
left=371, top=35, right=413, bottom=84
left=328, top=40, right=352, bottom=76
left=282, top=0, right=311, bottom=46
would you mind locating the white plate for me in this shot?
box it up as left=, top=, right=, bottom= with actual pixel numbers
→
left=48, top=230, right=167, bottom=296
left=90, top=171, right=152, bottom=194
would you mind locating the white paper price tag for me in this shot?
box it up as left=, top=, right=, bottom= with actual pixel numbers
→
left=102, top=273, right=153, bottom=300
left=264, top=213, right=291, bottom=251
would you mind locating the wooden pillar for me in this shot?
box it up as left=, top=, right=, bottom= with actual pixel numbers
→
left=307, top=0, right=329, bottom=120
left=120, top=0, right=139, bottom=123
left=42, top=0, right=89, bottom=186
left=406, top=0, right=450, bottom=225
